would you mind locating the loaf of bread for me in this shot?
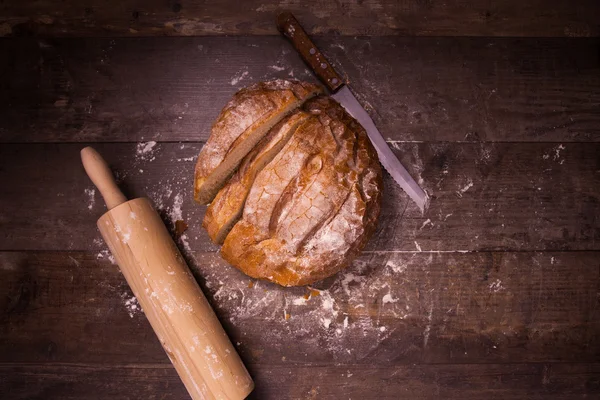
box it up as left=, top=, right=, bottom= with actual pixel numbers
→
left=194, top=80, right=322, bottom=204
left=196, top=80, right=382, bottom=286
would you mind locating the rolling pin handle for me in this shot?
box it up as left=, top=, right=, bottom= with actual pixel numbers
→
left=81, top=146, right=128, bottom=210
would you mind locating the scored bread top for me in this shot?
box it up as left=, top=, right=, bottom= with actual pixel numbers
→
left=203, top=110, right=310, bottom=244
left=194, top=80, right=322, bottom=204
left=220, top=96, right=382, bottom=286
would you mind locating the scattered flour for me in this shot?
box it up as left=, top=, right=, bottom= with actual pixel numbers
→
left=382, top=293, right=398, bottom=304
left=387, top=141, right=402, bottom=150
left=68, top=255, right=80, bottom=267
left=114, top=223, right=132, bottom=244
left=268, top=65, right=285, bottom=72
left=292, top=297, right=308, bottom=306
left=231, top=69, right=249, bottom=86
left=123, top=294, right=141, bottom=318
left=543, top=144, right=566, bottom=164
left=423, top=303, right=434, bottom=348
left=179, top=233, right=192, bottom=252
left=456, top=179, right=473, bottom=197
left=553, top=144, right=565, bottom=161
left=136, top=141, right=157, bottom=161
left=420, top=219, right=432, bottom=230
left=96, top=249, right=116, bottom=264
left=489, top=279, right=504, bottom=293
left=169, top=193, right=184, bottom=222
left=386, top=260, right=406, bottom=273
left=191, top=252, right=429, bottom=359
left=84, top=188, right=95, bottom=210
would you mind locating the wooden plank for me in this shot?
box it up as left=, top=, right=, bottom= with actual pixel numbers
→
left=0, top=0, right=598, bottom=38
left=0, top=142, right=598, bottom=252
left=1, top=251, right=599, bottom=365
left=1, top=362, right=599, bottom=400
left=1, top=37, right=599, bottom=143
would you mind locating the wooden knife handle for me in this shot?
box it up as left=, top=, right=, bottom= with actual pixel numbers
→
left=276, top=12, right=343, bottom=92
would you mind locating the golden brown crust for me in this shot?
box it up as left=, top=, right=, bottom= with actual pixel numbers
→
left=194, top=80, right=322, bottom=204
left=221, top=96, right=382, bottom=286
left=203, top=110, right=310, bottom=244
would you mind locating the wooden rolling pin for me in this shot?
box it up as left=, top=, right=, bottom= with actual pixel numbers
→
left=81, top=146, right=254, bottom=400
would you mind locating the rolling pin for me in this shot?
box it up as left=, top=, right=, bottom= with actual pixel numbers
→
left=81, top=146, right=254, bottom=400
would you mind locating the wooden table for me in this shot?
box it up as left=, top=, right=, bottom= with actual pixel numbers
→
left=1, top=1, right=599, bottom=399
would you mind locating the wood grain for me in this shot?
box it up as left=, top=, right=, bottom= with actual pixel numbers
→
left=1, top=37, right=599, bottom=143
left=97, top=198, right=254, bottom=400
left=1, top=5, right=599, bottom=397
left=0, top=142, right=597, bottom=252
left=1, top=251, right=599, bottom=366
left=0, top=0, right=598, bottom=38
left=2, top=362, right=599, bottom=400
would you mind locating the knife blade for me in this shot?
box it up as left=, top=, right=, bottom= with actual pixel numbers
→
left=332, top=86, right=429, bottom=212
left=276, top=12, right=429, bottom=212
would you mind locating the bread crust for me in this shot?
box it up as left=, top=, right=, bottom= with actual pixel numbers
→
left=194, top=80, right=322, bottom=204
left=220, top=96, right=383, bottom=286
left=203, top=110, right=310, bottom=244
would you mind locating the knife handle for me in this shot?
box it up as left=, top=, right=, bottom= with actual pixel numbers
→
left=276, top=12, right=344, bottom=92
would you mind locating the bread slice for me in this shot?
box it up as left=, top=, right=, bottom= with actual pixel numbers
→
left=203, top=110, right=310, bottom=244
left=194, top=80, right=322, bottom=204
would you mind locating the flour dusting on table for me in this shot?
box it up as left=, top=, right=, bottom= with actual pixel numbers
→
left=91, top=141, right=423, bottom=358
left=136, top=141, right=157, bottom=161
left=84, top=188, right=95, bottom=210
left=122, top=293, right=141, bottom=318
left=188, top=252, right=419, bottom=359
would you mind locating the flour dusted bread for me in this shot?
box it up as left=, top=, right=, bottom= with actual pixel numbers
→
left=195, top=80, right=382, bottom=286
left=203, top=110, right=310, bottom=244
left=218, top=96, right=382, bottom=286
left=194, top=80, right=322, bottom=204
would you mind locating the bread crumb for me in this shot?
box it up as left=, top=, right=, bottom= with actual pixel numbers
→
left=175, top=220, right=188, bottom=237
left=292, top=297, right=307, bottom=306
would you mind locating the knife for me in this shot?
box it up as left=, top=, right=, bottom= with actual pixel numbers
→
left=276, top=12, right=429, bottom=213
